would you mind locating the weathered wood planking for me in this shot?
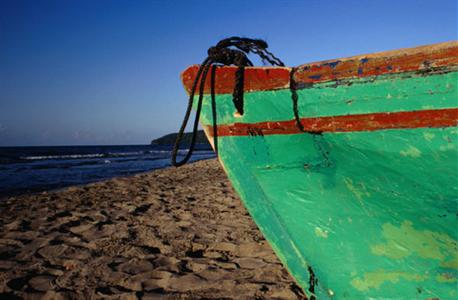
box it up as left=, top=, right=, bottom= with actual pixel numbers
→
left=181, top=41, right=458, bottom=94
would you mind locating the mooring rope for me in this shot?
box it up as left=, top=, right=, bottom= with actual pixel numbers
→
left=289, top=67, right=305, bottom=132
left=171, top=37, right=284, bottom=167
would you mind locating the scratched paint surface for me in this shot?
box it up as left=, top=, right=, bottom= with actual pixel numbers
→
left=216, top=127, right=457, bottom=299
left=186, top=63, right=458, bottom=297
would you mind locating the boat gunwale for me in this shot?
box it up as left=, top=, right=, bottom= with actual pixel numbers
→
left=181, top=40, right=458, bottom=95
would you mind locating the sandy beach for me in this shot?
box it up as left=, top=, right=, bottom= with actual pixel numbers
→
left=0, top=159, right=305, bottom=299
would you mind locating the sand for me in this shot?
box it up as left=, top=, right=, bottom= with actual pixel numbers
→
left=0, top=159, right=306, bottom=299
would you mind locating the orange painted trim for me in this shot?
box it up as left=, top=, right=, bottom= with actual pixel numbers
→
left=204, top=108, right=458, bottom=137
left=181, top=41, right=458, bottom=95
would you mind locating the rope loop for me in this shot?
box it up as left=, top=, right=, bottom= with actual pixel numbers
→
left=171, top=37, right=284, bottom=167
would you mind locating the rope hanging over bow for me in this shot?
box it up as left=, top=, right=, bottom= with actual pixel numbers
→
left=171, top=37, right=284, bottom=167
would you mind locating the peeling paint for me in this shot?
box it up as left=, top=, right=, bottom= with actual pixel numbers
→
left=314, top=227, right=329, bottom=238
left=400, top=145, right=422, bottom=158
left=351, top=271, right=428, bottom=291
left=436, top=273, right=457, bottom=283
left=423, top=132, right=435, bottom=141
left=439, top=143, right=456, bottom=151
left=343, top=178, right=370, bottom=201
left=371, top=221, right=458, bottom=268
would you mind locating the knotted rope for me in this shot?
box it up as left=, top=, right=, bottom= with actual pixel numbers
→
left=171, top=37, right=284, bottom=167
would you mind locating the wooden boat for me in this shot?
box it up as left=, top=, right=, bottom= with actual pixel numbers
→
left=181, top=41, right=458, bottom=299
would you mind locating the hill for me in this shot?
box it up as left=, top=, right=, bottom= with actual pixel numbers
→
left=151, top=130, right=211, bottom=147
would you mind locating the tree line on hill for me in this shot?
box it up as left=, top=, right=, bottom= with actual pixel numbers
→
left=151, top=130, right=211, bottom=147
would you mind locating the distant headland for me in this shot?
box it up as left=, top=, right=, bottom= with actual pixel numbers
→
left=151, top=130, right=211, bottom=147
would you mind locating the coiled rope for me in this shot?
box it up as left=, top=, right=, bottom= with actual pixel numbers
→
left=171, top=37, right=285, bottom=167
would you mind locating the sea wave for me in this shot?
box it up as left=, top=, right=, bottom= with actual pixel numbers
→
left=0, top=144, right=216, bottom=196
left=21, top=153, right=106, bottom=160
left=19, top=149, right=214, bottom=161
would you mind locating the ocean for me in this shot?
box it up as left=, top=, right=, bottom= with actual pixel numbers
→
left=0, top=144, right=215, bottom=197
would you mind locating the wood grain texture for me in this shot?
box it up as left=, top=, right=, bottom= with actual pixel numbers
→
left=181, top=41, right=458, bottom=95
left=181, top=66, right=290, bottom=95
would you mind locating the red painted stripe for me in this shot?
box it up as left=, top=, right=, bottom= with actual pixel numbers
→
left=181, top=42, right=458, bottom=94
left=204, top=108, right=458, bottom=137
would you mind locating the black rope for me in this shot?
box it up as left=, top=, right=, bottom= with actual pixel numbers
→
left=233, top=66, right=245, bottom=115
left=171, top=37, right=284, bottom=167
left=210, top=65, right=218, bottom=155
left=290, top=67, right=304, bottom=132
left=171, top=58, right=210, bottom=167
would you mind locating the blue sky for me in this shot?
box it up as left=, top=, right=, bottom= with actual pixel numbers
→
left=0, top=0, right=456, bottom=146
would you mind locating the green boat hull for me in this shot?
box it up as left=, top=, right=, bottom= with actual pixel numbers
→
left=182, top=42, right=458, bottom=299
